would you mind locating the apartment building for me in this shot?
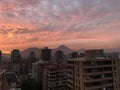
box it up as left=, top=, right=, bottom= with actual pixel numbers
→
left=42, top=63, right=68, bottom=90
left=113, top=58, right=120, bottom=90
left=32, top=60, right=45, bottom=81
left=67, top=49, right=120, bottom=90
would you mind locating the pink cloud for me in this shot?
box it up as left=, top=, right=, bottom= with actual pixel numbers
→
left=0, top=0, right=120, bottom=52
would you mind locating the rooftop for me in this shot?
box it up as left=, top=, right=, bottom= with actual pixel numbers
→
left=68, top=57, right=117, bottom=62
left=44, top=63, right=67, bottom=70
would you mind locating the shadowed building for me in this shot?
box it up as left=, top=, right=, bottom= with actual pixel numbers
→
left=55, top=50, right=64, bottom=64
left=85, top=49, right=104, bottom=58
left=26, top=51, right=38, bottom=71
left=79, top=53, right=85, bottom=58
left=5, top=72, right=21, bottom=90
left=41, top=47, right=51, bottom=61
left=28, top=51, right=37, bottom=63
left=11, top=49, right=21, bottom=63
left=11, top=49, right=22, bottom=75
left=71, top=52, right=78, bottom=59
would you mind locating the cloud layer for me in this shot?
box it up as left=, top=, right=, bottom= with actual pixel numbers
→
left=0, top=0, right=120, bottom=52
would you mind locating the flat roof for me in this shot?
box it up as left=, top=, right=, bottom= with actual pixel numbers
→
left=68, top=57, right=119, bottom=62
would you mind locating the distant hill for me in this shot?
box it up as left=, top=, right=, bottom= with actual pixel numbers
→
left=21, top=45, right=76, bottom=58
left=52, top=45, right=75, bottom=55
left=105, top=48, right=120, bottom=53
left=21, top=47, right=41, bottom=59
left=2, top=45, right=76, bottom=60
left=3, top=45, right=120, bottom=61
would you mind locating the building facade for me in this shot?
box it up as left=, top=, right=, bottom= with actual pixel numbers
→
left=11, top=49, right=21, bottom=63
left=32, top=60, right=45, bottom=81
left=67, top=50, right=120, bottom=90
left=42, top=63, right=69, bottom=90
left=67, top=58, right=116, bottom=90
left=41, top=47, right=51, bottom=61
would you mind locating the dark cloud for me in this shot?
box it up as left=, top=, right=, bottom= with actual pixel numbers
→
left=0, top=0, right=120, bottom=29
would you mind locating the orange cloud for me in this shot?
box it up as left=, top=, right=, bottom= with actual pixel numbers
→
left=0, top=0, right=120, bottom=53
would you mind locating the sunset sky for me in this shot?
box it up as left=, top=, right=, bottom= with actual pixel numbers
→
left=0, top=0, right=120, bottom=53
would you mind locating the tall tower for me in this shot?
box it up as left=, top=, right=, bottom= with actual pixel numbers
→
left=41, top=47, right=51, bottom=61
left=28, top=51, right=37, bottom=63
left=11, top=49, right=21, bottom=63
left=55, top=50, right=64, bottom=64
left=71, top=52, right=78, bottom=59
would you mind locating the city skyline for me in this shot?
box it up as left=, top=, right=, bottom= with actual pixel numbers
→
left=0, top=0, right=120, bottom=53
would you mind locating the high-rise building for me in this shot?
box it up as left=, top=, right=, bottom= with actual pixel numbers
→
left=41, top=47, right=51, bottom=61
left=42, top=63, right=69, bottom=90
left=79, top=53, right=85, bottom=58
left=11, top=49, right=21, bottom=63
left=0, top=51, right=2, bottom=64
left=55, top=50, right=64, bottom=63
left=28, top=51, right=37, bottom=63
left=71, top=52, right=78, bottom=59
left=11, top=49, right=22, bottom=75
left=26, top=51, right=38, bottom=71
left=85, top=49, right=104, bottom=58
left=32, top=60, right=45, bottom=81
left=67, top=49, right=120, bottom=90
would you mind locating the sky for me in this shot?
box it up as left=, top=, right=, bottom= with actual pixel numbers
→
left=0, top=0, right=120, bottom=53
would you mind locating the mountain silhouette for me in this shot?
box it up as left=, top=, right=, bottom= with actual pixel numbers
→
left=3, top=45, right=119, bottom=61
left=52, top=45, right=74, bottom=55
left=2, top=45, right=75, bottom=59
left=21, top=47, right=41, bottom=59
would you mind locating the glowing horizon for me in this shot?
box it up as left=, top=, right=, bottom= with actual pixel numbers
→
left=0, top=0, right=120, bottom=53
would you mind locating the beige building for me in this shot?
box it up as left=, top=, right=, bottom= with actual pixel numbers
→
left=32, top=60, right=56, bottom=81
left=67, top=50, right=120, bottom=90
left=32, top=60, right=69, bottom=90
left=42, top=63, right=69, bottom=90
left=32, top=60, right=45, bottom=81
